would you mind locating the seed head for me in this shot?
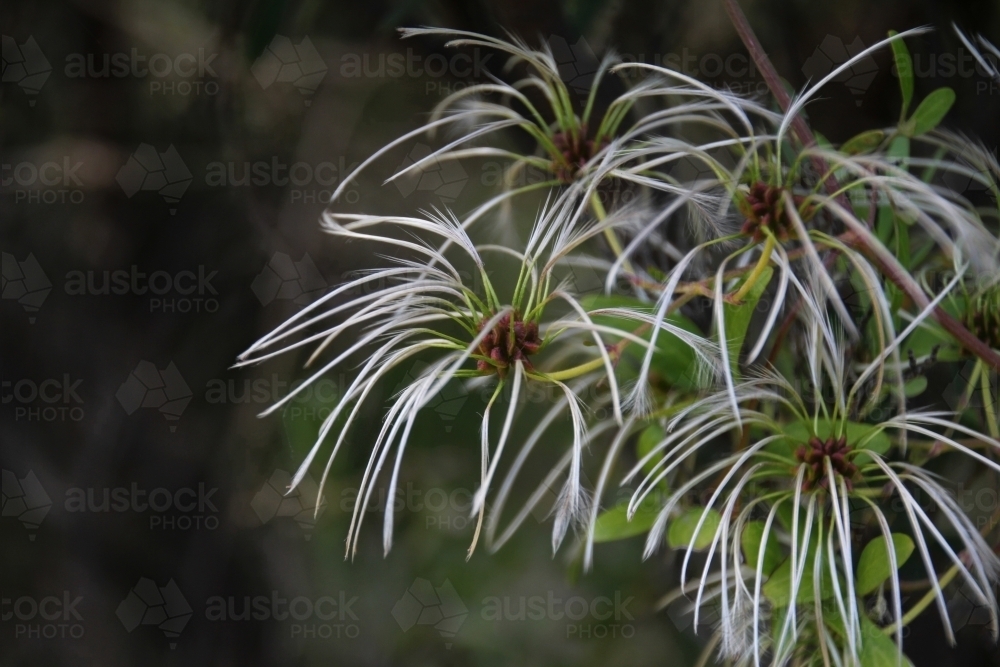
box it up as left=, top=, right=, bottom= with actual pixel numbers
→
left=795, top=435, right=858, bottom=491
left=477, top=312, right=541, bottom=377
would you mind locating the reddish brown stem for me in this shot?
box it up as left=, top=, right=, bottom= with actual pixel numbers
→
left=722, top=0, right=1000, bottom=371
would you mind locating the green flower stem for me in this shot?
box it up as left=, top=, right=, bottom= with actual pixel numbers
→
left=880, top=559, right=958, bottom=636
left=730, top=233, right=777, bottom=303
left=542, top=355, right=613, bottom=382
left=883, top=506, right=1000, bottom=635
left=979, top=360, right=1000, bottom=439
left=589, top=192, right=636, bottom=276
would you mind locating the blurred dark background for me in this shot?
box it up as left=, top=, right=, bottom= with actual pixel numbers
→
left=2, top=1, right=999, bottom=665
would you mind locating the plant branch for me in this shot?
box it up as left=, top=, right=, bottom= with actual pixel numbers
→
left=723, top=0, right=1000, bottom=371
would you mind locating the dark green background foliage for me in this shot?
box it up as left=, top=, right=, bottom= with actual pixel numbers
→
left=2, top=0, right=998, bottom=665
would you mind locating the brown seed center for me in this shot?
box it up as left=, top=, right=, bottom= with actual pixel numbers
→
left=551, top=125, right=608, bottom=184
left=794, top=435, right=858, bottom=491
left=477, top=313, right=541, bottom=377
left=740, top=182, right=796, bottom=242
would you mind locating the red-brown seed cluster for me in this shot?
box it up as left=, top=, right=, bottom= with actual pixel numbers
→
left=740, top=182, right=794, bottom=243
left=476, top=313, right=541, bottom=377
left=551, top=125, right=607, bottom=184
left=795, top=435, right=858, bottom=491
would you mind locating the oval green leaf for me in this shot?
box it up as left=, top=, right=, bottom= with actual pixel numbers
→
left=903, top=376, right=927, bottom=398
left=888, top=30, right=914, bottom=117
left=741, top=520, right=784, bottom=576
left=908, top=87, right=956, bottom=136
left=592, top=502, right=660, bottom=542
left=637, top=423, right=667, bottom=482
left=856, top=533, right=915, bottom=595
left=842, top=129, right=886, bottom=155
left=668, top=506, right=721, bottom=551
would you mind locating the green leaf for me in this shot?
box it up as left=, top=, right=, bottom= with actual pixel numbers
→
left=858, top=615, right=914, bottom=667
left=582, top=294, right=703, bottom=389
left=856, top=533, right=915, bottom=595
left=762, top=530, right=838, bottom=607
left=903, top=376, right=927, bottom=398
left=842, top=129, right=886, bottom=155
left=903, top=87, right=956, bottom=137
left=637, top=423, right=667, bottom=482
left=763, top=555, right=829, bottom=606
left=888, top=30, right=914, bottom=118
left=721, top=265, right=773, bottom=370
left=592, top=502, right=660, bottom=542
left=668, top=507, right=721, bottom=551
left=741, top=521, right=784, bottom=576
left=770, top=418, right=892, bottom=465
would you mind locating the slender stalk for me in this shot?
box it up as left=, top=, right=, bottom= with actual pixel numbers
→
left=542, top=356, right=611, bottom=381
left=730, top=233, right=776, bottom=303
left=883, top=565, right=961, bottom=635
left=981, top=361, right=1000, bottom=439
left=590, top=192, right=635, bottom=275
left=723, top=0, right=814, bottom=149
left=882, top=505, right=1000, bottom=635
left=722, top=0, right=1000, bottom=371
